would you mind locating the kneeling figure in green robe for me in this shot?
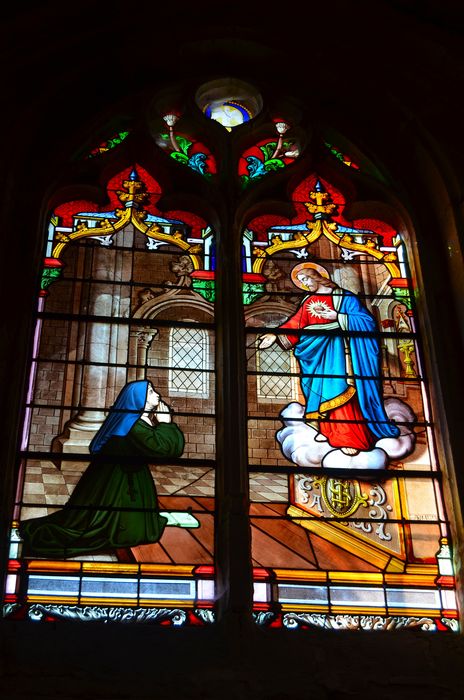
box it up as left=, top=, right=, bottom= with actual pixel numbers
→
left=20, top=380, right=184, bottom=558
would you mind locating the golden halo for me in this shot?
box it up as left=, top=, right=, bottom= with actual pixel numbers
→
left=291, top=262, right=330, bottom=290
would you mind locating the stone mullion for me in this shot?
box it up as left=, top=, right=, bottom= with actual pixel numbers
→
left=215, top=211, right=253, bottom=626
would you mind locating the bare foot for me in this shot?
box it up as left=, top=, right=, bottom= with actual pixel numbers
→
left=341, top=447, right=359, bottom=456
left=314, top=434, right=328, bottom=442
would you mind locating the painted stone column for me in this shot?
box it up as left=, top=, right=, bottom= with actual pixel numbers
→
left=127, top=327, right=157, bottom=382
left=53, top=229, right=133, bottom=464
left=135, top=328, right=157, bottom=379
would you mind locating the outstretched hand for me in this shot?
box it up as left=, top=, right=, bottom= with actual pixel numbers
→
left=257, top=333, right=277, bottom=349
left=155, top=400, right=172, bottom=424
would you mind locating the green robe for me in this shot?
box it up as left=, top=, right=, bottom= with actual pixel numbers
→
left=20, top=420, right=184, bottom=558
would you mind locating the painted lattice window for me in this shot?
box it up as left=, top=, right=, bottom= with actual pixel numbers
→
left=256, top=345, right=298, bottom=402
left=169, top=327, right=209, bottom=397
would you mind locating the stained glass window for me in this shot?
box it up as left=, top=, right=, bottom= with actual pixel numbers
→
left=3, top=82, right=460, bottom=632
left=85, top=130, right=130, bottom=158
left=244, top=175, right=458, bottom=632
left=195, top=78, right=262, bottom=132
left=205, top=101, right=251, bottom=129
left=324, top=141, right=360, bottom=170
left=5, top=166, right=216, bottom=625
left=238, top=119, right=301, bottom=187
left=157, top=114, right=217, bottom=178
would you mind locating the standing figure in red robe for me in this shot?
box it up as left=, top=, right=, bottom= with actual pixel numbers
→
left=258, top=263, right=399, bottom=455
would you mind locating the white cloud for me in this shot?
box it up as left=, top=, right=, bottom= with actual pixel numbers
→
left=276, top=398, right=416, bottom=470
